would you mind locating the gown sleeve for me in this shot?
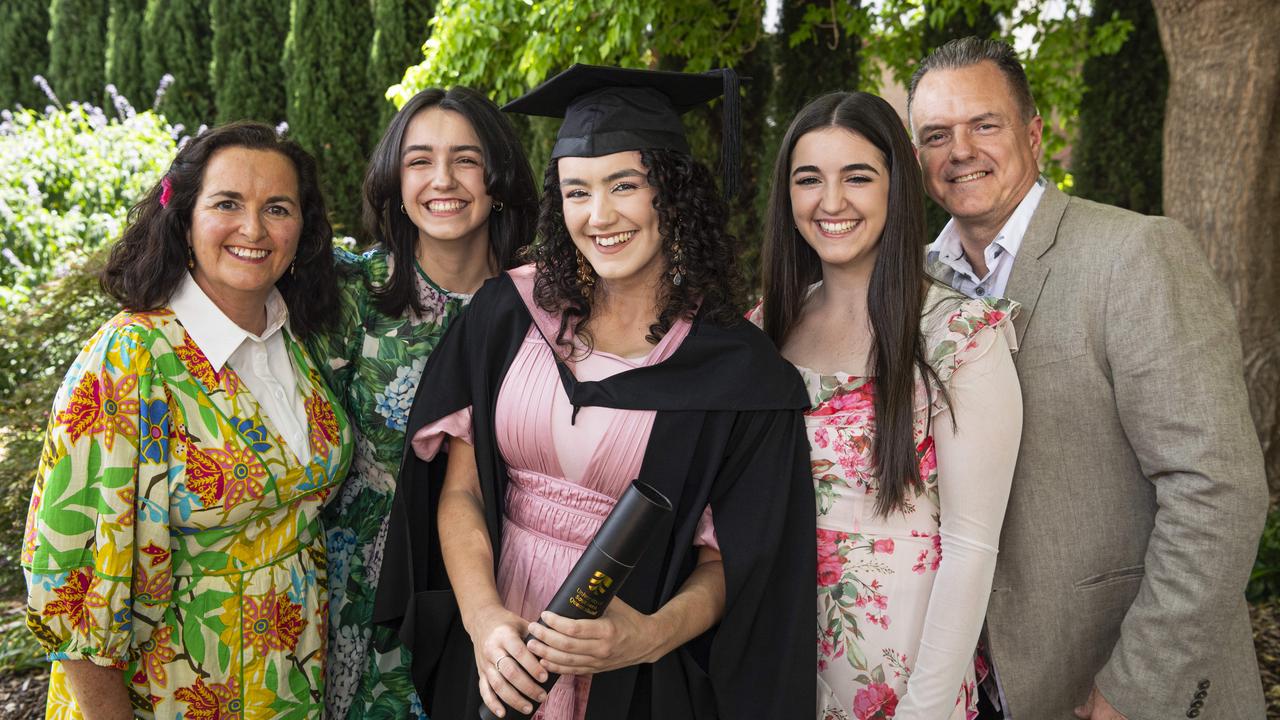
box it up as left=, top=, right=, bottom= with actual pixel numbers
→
left=895, top=299, right=1022, bottom=720
left=22, top=319, right=172, bottom=669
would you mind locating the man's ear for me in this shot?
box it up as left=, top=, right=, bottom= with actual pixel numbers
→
left=1027, top=115, right=1044, bottom=159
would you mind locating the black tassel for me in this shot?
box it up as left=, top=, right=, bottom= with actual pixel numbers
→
left=716, top=68, right=743, bottom=200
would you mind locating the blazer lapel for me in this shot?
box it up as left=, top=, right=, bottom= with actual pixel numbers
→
left=1005, top=183, right=1069, bottom=346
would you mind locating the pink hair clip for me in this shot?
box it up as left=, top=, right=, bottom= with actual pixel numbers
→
left=159, top=176, right=173, bottom=208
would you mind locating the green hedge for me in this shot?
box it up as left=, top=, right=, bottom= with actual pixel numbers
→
left=369, top=0, right=436, bottom=128
left=47, top=0, right=107, bottom=105
left=144, top=0, right=214, bottom=131
left=211, top=0, right=289, bottom=124
left=1075, top=0, right=1166, bottom=215
left=0, top=0, right=50, bottom=110
left=105, top=0, right=150, bottom=108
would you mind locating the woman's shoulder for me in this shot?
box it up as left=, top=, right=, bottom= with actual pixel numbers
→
left=920, top=283, right=1019, bottom=382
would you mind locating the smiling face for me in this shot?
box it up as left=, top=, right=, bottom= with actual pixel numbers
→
left=399, top=106, right=492, bottom=247
left=910, top=61, right=1043, bottom=242
left=557, top=150, right=665, bottom=291
left=188, top=146, right=301, bottom=314
left=789, top=127, right=890, bottom=273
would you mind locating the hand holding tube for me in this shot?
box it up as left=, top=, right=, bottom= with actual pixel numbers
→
left=478, top=481, right=672, bottom=720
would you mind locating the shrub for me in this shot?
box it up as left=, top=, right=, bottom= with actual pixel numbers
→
left=211, top=0, right=290, bottom=124
left=285, top=0, right=377, bottom=239
left=143, top=0, right=214, bottom=131
left=0, top=97, right=176, bottom=311
left=47, top=0, right=108, bottom=105
left=0, top=1, right=50, bottom=111
left=106, top=0, right=151, bottom=108
left=1249, top=508, right=1280, bottom=603
left=1075, top=0, right=1167, bottom=214
left=369, top=0, right=436, bottom=128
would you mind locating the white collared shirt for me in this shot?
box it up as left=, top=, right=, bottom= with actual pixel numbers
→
left=927, top=177, right=1046, bottom=299
left=169, top=275, right=311, bottom=464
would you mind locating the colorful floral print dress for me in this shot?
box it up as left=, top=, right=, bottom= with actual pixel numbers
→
left=751, top=285, right=1019, bottom=720
left=23, top=307, right=353, bottom=719
left=305, top=248, right=469, bottom=719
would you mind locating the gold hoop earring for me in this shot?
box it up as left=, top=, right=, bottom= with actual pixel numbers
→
left=575, top=248, right=595, bottom=299
left=492, top=200, right=504, bottom=213
left=399, top=203, right=407, bottom=215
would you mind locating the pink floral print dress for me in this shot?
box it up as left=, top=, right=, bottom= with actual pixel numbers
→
left=752, top=284, right=1021, bottom=720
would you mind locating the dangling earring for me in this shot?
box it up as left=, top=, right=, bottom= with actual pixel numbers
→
left=669, top=230, right=685, bottom=287
left=492, top=200, right=504, bottom=213
left=399, top=203, right=407, bottom=215
left=290, top=260, right=296, bottom=277
left=575, top=248, right=595, bottom=299
left=186, top=245, right=195, bottom=270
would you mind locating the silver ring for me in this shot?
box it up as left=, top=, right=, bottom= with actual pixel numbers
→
left=494, top=655, right=509, bottom=673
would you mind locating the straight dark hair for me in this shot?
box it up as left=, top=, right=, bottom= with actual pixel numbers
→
left=363, top=87, right=537, bottom=318
left=762, top=91, right=943, bottom=516
left=101, top=121, right=338, bottom=339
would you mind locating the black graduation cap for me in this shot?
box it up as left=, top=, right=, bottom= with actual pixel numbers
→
left=503, top=64, right=744, bottom=198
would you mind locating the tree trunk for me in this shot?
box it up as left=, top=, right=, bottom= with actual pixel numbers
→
left=1152, top=0, right=1280, bottom=494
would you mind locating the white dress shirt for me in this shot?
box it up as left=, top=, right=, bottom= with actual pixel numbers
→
left=927, top=178, right=1046, bottom=299
left=169, top=275, right=311, bottom=464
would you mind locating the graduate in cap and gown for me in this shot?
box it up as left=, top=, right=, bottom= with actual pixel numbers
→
left=373, top=65, right=817, bottom=720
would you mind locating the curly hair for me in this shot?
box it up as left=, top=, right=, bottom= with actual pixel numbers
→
left=363, top=87, right=538, bottom=319
left=100, top=121, right=338, bottom=339
left=531, top=149, right=742, bottom=353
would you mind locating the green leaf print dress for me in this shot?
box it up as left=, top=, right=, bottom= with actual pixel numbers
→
left=307, top=248, right=470, bottom=719
left=23, top=307, right=353, bottom=719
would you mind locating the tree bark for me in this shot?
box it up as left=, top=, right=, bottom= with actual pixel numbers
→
left=1152, top=0, right=1280, bottom=495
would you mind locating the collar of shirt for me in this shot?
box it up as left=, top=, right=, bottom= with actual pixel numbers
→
left=168, top=274, right=291, bottom=372
left=927, top=177, right=1047, bottom=282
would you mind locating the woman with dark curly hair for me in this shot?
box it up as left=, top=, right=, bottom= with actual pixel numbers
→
left=23, top=121, right=352, bottom=719
left=305, top=86, right=537, bottom=720
left=374, top=66, right=816, bottom=720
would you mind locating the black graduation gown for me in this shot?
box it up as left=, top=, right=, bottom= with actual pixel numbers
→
left=373, top=271, right=816, bottom=719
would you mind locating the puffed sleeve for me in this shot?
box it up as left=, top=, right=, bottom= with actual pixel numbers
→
left=22, top=318, right=171, bottom=669
left=305, top=248, right=367, bottom=407
left=896, top=296, right=1022, bottom=720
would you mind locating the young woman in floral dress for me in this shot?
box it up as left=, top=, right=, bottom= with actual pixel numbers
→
left=23, top=122, right=352, bottom=718
left=752, top=92, right=1023, bottom=720
left=306, top=87, right=537, bottom=719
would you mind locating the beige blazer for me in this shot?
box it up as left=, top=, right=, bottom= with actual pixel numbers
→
left=929, top=184, right=1268, bottom=719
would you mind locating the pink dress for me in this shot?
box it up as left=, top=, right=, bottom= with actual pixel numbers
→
left=415, top=279, right=716, bottom=720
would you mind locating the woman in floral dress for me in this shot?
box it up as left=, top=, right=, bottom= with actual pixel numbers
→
left=23, top=122, right=353, bottom=718
left=753, top=92, right=1023, bottom=719
left=305, top=87, right=537, bottom=719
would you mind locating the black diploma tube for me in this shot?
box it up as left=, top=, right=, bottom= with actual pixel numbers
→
left=479, top=480, right=673, bottom=720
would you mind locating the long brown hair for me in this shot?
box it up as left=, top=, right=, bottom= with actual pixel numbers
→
left=101, top=121, right=338, bottom=339
left=762, top=91, right=942, bottom=516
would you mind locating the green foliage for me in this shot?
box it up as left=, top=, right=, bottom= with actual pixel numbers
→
left=1074, top=0, right=1166, bottom=215
left=793, top=0, right=1135, bottom=186
left=48, top=0, right=108, bottom=105
left=105, top=0, right=151, bottom=108
left=773, top=0, right=861, bottom=140
left=391, top=0, right=765, bottom=106
left=0, top=0, right=50, bottom=110
left=211, top=0, right=289, bottom=124
left=0, top=103, right=176, bottom=311
left=370, top=0, right=437, bottom=128
left=285, top=0, right=377, bottom=239
left=144, top=0, right=214, bottom=131
left=0, top=249, right=117, bottom=601
left=1249, top=508, right=1280, bottom=603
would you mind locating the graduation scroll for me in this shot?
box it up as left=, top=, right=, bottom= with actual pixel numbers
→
left=479, top=480, right=673, bottom=720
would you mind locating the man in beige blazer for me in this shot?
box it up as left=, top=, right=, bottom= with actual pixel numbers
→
left=909, top=37, right=1268, bottom=720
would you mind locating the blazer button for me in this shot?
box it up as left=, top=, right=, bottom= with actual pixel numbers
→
left=1187, top=710, right=1200, bottom=718
left=1194, top=690, right=1207, bottom=700
left=1191, top=699, right=1204, bottom=709
left=1197, top=679, right=1211, bottom=690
